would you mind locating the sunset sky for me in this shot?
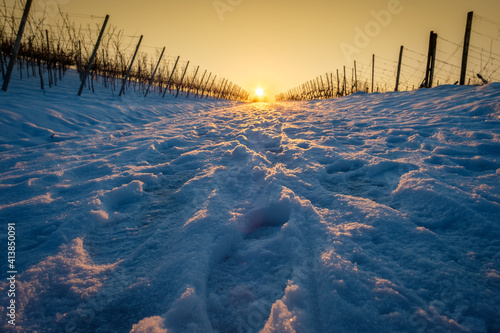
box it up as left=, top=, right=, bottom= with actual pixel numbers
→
left=29, top=0, right=500, bottom=98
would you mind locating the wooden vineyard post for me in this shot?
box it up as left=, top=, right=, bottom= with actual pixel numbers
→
left=343, top=66, right=347, bottom=96
left=460, top=11, right=473, bottom=85
left=423, top=32, right=432, bottom=88
left=214, top=78, right=226, bottom=99
left=395, top=45, right=404, bottom=91
left=429, top=32, right=438, bottom=88
left=229, top=86, right=235, bottom=100
left=119, top=35, right=143, bottom=96
left=215, top=78, right=223, bottom=99
left=336, top=69, right=340, bottom=97
left=319, top=76, right=325, bottom=98
left=162, top=55, right=179, bottom=98
left=351, top=68, right=354, bottom=93
left=220, top=80, right=229, bottom=99
left=144, top=46, right=165, bottom=97
left=2, top=0, right=33, bottom=92
left=216, top=78, right=226, bottom=99
left=329, top=73, right=333, bottom=98
left=228, top=83, right=235, bottom=100
left=323, top=75, right=328, bottom=99
left=195, top=70, right=207, bottom=97
left=37, top=57, right=44, bottom=91
left=371, top=54, right=375, bottom=93
left=326, top=73, right=331, bottom=98
left=194, top=69, right=207, bottom=97
left=221, top=80, right=230, bottom=99
left=354, top=61, right=358, bottom=93
left=230, top=84, right=237, bottom=100
left=206, top=75, right=217, bottom=99
left=45, top=30, right=53, bottom=87
left=185, top=65, right=199, bottom=98
left=223, top=82, right=232, bottom=99
left=200, top=72, right=212, bottom=98
left=78, top=14, right=109, bottom=96
left=423, top=31, right=437, bottom=88
left=233, top=87, right=238, bottom=100
left=175, top=61, right=189, bottom=98
left=78, top=40, right=83, bottom=81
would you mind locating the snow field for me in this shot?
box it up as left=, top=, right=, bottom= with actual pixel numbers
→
left=0, top=72, right=499, bottom=332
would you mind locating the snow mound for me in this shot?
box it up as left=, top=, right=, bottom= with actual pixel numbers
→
left=130, top=316, right=167, bottom=333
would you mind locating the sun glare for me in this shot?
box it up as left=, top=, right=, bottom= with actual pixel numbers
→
left=255, top=87, right=264, bottom=97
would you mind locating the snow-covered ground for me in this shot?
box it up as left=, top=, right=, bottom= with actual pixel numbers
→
left=1, top=71, right=499, bottom=332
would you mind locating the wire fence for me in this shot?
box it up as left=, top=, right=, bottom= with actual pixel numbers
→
left=0, top=0, right=249, bottom=100
left=276, top=12, right=500, bottom=101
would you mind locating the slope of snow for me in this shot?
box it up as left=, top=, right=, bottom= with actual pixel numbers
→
left=1, top=71, right=499, bottom=332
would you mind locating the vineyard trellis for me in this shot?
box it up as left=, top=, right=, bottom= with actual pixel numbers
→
left=0, top=0, right=249, bottom=101
left=276, top=11, right=500, bottom=101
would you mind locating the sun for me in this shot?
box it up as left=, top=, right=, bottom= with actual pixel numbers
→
left=255, top=87, right=264, bottom=97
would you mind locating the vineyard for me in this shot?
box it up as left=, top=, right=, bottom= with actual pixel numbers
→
left=0, top=0, right=249, bottom=100
left=2, top=2, right=499, bottom=103
left=276, top=11, right=500, bottom=101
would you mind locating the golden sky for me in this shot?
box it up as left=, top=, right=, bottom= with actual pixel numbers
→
left=28, top=0, right=500, bottom=98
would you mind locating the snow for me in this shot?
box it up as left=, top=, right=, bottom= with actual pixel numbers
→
left=1, top=71, right=500, bottom=332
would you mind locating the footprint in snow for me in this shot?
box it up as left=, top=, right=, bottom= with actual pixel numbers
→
left=207, top=200, right=293, bottom=332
